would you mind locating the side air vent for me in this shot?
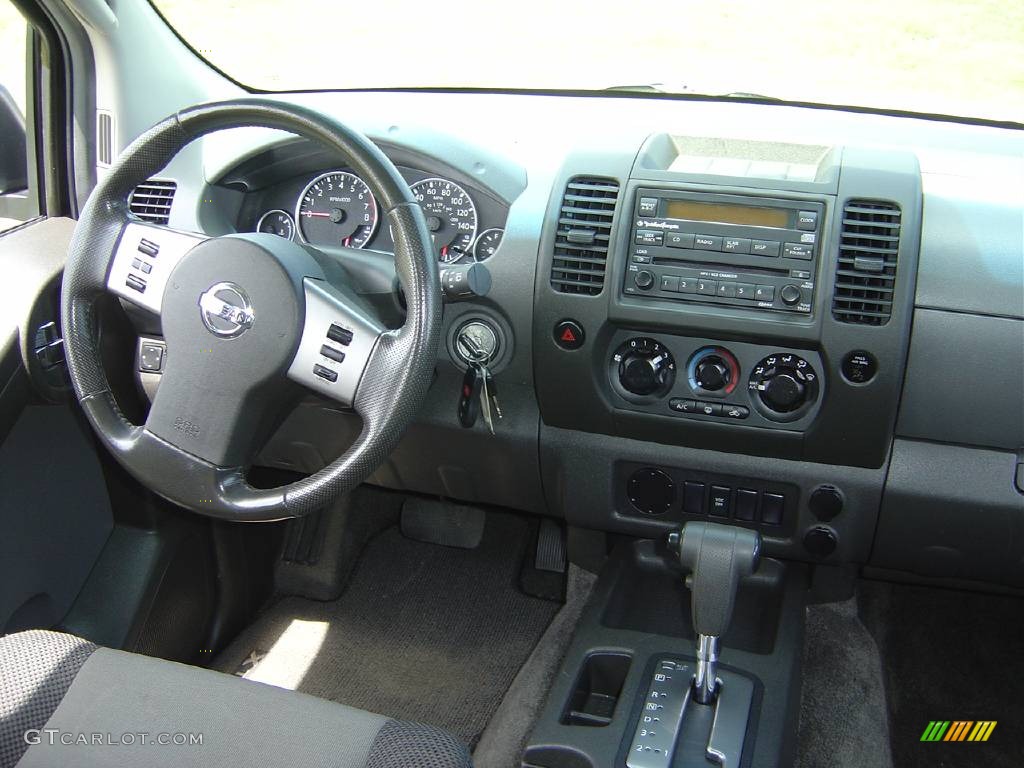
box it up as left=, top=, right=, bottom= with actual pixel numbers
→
left=550, top=177, right=620, bottom=295
left=128, top=180, right=177, bottom=225
left=831, top=200, right=901, bottom=326
left=96, top=110, right=114, bottom=167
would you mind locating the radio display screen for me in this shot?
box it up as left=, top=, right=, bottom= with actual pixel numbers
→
left=664, top=200, right=790, bottom=229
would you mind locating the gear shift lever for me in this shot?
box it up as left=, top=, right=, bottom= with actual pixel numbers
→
left=667, top=522, right=761, bottom=704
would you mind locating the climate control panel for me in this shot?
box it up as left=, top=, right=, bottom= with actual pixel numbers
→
left=606, top=332, right=824, bottom=431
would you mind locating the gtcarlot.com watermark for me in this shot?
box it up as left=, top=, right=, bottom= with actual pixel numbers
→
left=25, top=730, right=203, bottom=747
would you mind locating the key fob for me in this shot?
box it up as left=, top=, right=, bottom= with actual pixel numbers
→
left=458, top=365, right=481, bottom=428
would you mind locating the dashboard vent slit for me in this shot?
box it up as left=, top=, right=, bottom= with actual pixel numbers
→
left=831, top=199, right=901, bottom=326
left=550, top=176, right=620, bottom=295
left=128, top=179, right=177, bottom=225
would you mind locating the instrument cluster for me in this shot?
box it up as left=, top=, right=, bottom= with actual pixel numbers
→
left=250, top=168, right=505, bottom=265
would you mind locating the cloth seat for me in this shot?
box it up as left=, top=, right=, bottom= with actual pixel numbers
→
left=0, top=630, right=472, bottom=768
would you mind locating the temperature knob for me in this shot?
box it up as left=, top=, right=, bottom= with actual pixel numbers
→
left=687, top=347, right=740, bottom=395
left=749, top=352, right=820, bottom=420
left=612, top=337, right=676, bottom=398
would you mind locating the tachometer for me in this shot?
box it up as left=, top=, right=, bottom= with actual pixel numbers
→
left=296, top=171, right=378, bottom=249
left=410, top=178, right=478, bottom=263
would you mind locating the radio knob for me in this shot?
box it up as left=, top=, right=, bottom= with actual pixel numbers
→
left=634, top=270, right=655, bottom=290
left=780, top=284, right=802, bottom=306
left=762, top=373, right=805, bottom=412
left=695, top=357, right=731, bottom=392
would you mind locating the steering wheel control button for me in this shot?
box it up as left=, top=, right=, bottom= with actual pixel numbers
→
left=760, top=493, right=785, bottom=525
left=137, top=238, right=159, bottom=257
left=319, top=345, right=346, bottom=364
left=709, top=486, right=732, bottom=517
left=327, top=323, right=354, bottom=346
left=554, top=320, right=585, bottom=350
left=804, top=526, right=838, bottom=558
left=627, top=468, right=676, bottom=516
left=125, top=275, right=147, bottom=293
left=312, top=364, right=339, bottom=383
left=841, top=350, right=878, bottom=384
left=613, top=337, right=676, bottom=399
left=139, top=343, right=165, bottom=372
left=809, top=485, right=844, bottom=521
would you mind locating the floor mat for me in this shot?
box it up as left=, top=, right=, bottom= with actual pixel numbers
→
left=214, top=511, right=561, bottom=745
left=859, top=580, right=1024, bottom=768
left=796, top=598, right=893, bottom=768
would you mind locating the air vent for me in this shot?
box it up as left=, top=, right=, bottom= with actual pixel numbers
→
left=831, top=200, right=901, bottom=326
left=128, top=180, right=177, bottom=225
left=550, top=177, right=620, bottom=295
left=96, top=111, right=114, bottom=167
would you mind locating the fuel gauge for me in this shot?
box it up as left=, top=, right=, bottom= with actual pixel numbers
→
left=474, top=228, right=504, bottom=261
left=256, top=209, right=295, bottom=240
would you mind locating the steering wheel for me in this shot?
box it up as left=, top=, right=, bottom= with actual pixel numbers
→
left=61, top=99, right=441, bottom=521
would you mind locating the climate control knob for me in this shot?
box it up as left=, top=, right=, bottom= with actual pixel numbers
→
left=749, top=352, right=819, bottom=420
left=612, top=337, right=676, bottom=398
left=687, top=347, right=740, bottom=396
left=695, top=358, right=730, bottom=391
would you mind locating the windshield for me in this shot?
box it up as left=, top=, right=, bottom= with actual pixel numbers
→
left=152, top=0, right=1022, bottom=124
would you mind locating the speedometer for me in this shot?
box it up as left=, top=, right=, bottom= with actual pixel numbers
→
left=410, top=178, right=478, bottom=263
left=296, top=171, right=378, bottom=249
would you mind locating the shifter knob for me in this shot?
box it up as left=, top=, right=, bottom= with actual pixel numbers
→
left=667, top=522, right=761, bottom=704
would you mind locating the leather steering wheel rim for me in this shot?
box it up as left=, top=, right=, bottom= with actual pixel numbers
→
left=61, top=99, right=441, bottom=521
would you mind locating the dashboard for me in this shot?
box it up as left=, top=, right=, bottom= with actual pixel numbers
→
left=116, top=89, right=1023, bottom=590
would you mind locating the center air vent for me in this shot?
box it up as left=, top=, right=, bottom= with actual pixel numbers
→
left=831, top=200, right=901, bottom=326
left=128, top=180, right=177, bottom=225
left=550, top=177, right=620, bottom=295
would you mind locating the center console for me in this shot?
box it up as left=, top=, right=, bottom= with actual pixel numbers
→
left=533, top=134, right=922, bottom=568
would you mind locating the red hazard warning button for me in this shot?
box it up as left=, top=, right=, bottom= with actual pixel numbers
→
left=553, top=320, right=585, bottom=350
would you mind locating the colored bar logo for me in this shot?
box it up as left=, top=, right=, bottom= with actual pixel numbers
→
left=920, top=721, right=997, bottom=742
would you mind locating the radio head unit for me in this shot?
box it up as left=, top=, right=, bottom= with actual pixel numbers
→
left=624, top=190, right=824, bottom=315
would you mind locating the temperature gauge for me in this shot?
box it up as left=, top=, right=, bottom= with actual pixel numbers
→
left=256, top=209, right=295, bottom=240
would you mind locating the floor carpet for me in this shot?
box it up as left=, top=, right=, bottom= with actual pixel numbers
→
left=214, top=512, right=561, bottom=746
left=859, top=580, right=1024, bottom=768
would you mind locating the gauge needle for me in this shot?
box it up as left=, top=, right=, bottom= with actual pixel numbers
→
left=441, top=246, right=448, bottom=260
left=301, top=211, right=331, bottom=218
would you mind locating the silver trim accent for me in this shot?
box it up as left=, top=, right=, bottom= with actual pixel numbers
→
left=286, top=278, right=385, bottom=406
left=693, top=633, right=721, bottom=705
left=706, top=670, right=755, bottom=767
left=198, top=282, right=255, bottom=339
left=106, top=222, right=207, bottom=314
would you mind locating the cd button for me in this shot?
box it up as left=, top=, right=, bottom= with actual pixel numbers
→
left=751, top=240, right=780, bottom=257
left=734, top=282, right=756, bottom=300
left=632, top=253, right=652, bottom=264
left=660, top=275, right=680, bottom=292
left=676, top=277, right=698, bottom=294
left=783, top=242, right=814, bottom=260
left=717, top=282, right=736, bottom=298
left=694, top=234, right=722, bottom=251
left=723, top=237, right=751, bottom=253
left=635, top=230, right=664, bottom=246
left=797, top=210, right=818, bottom=230
left=696, top=279, right=718, bottom=295
left=755, top=285, right=775, bottom=302
left=666, top=232, right=696, bottom=249
left=639, top=197, right=659, bottom=215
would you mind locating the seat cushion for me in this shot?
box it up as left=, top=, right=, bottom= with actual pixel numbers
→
left=0, top=630, right=471, bottom=768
